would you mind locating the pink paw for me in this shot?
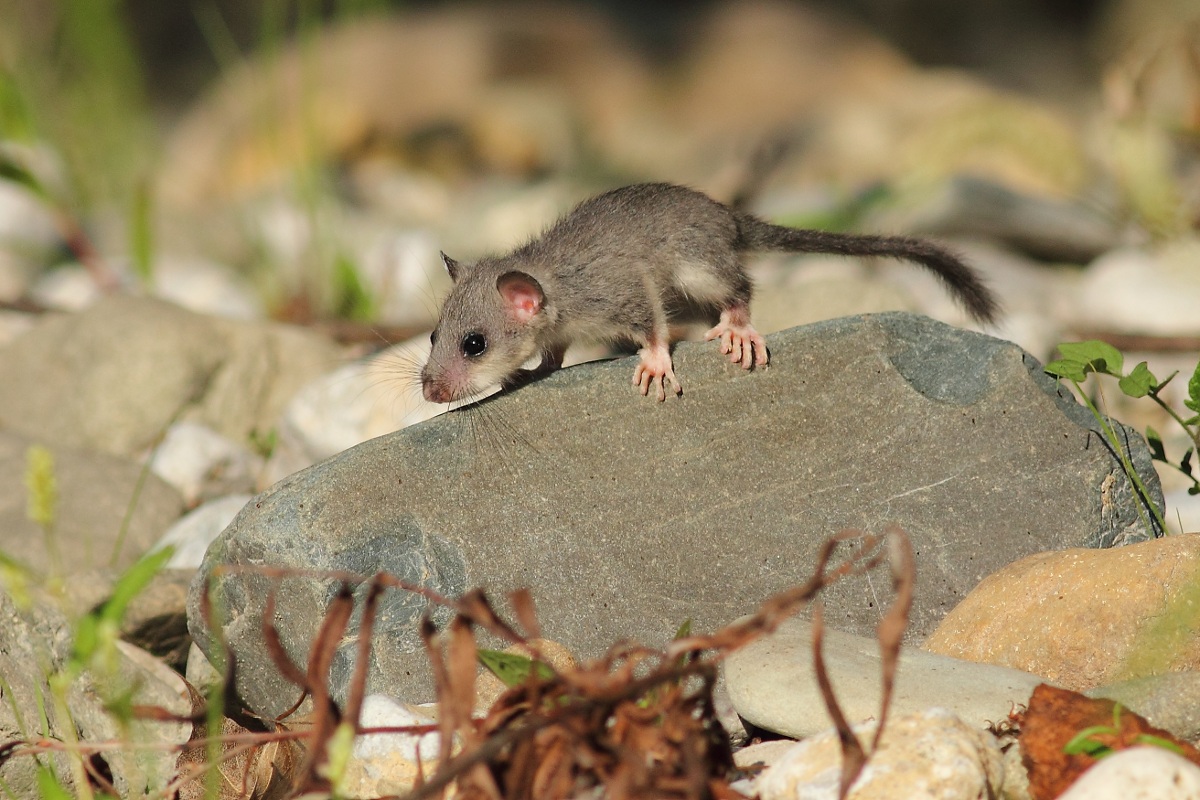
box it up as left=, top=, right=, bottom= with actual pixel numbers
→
left=705, top=309, right=769, bottom=369
left=633, top=343, right=683, bottom=401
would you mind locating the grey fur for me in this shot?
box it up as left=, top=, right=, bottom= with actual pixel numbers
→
left=421, top=183, right=997, bottom=403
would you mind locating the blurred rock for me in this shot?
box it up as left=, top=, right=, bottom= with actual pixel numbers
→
left=151, top=255, right=263, bottom=319
left=897, top=176, right=1120, bottom=263
left=0, top=431, right=183, bottom=577
left=263, top=335, right=440, bottom=486
left=0, top=586, right=189, bottom=799
left=1068, top=241, right=1200, bottom=336
left=0, top=294, right=342, bottom=457
left=154, top=494, right=254, bottom=570
left=159, top=5, right=650, bottom=206
left=28, top=264, right=109, bottom=311
left=149, top=422, right=262, bottom=506
left=924, top=535, right=1200, bottom=691
left=1089, top=671, right=1200, bottom=742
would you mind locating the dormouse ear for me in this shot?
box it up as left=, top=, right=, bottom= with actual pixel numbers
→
left=496, top=271, right=545, bottom=324
left=441, top=251, right=463, bottom=282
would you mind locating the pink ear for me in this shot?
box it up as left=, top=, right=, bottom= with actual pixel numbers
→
left=497, top=271, right=545, bottom=324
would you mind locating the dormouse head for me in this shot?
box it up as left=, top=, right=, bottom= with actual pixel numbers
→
left=421, top=254, right=555, bottom=404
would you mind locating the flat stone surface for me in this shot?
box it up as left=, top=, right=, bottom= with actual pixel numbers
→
left=188, top=312, right=1161, bottom=714
left=724, top=617, right=1045, bottom=739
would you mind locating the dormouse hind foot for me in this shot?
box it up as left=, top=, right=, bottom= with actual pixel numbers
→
left=705, top=306, right=769, bottom=369
left=633, top=342, right=683, bottom=402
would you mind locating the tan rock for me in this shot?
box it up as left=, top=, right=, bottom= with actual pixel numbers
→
left=753, top=708, right=1004, bottom=800
left=924, top=535, right=1200, bottom=691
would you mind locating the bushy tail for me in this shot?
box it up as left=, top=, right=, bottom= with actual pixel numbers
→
left=735, top=214, right=998, bottom=323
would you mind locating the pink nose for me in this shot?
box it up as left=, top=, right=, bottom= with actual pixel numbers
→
left=422, top=380, right=452, bottom=404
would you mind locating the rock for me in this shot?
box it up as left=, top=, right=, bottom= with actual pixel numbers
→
left=724, top=617, right=1043, bottom=739
left=0, top=431, right=183, bottom=576
left=154, top=494, right=254, bottom=570
left=0, top=587, right=189, bottom=798
left=1054, top=746, right=1200, bottom=800
left=897, top=176, right=1120, bottom=264
left=67, top=640, right=191, bottom=798
left=28, top=265, right=110, bottom=311
left=1068, top=241, right=1200, bottom=336
left=752, top=708, right=1004, bottom=800
left=149, top=422, right=263, bottom=506
left=341, top=695, right=441, bottom=799
left=924, top=534, right=1200, bottom=691
left=0, top=588, right=73, bottom=797
left=0, top=294, right=343, bottom=457
left=150, top=256, right=262, bottom=320
left=1167, top=488, right=1200, bottom=535
left=263, top=336, right=440, bottom=485
left=189, top=313, right=1162, bottom=715
left=1089, top=671, right=1200, bottom=742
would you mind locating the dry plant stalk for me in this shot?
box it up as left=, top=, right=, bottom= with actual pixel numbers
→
left=0, top=527, right=914, bottom=800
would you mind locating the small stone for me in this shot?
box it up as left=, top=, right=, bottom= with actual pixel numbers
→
left=154, top=495, right=253, bottom=570
left=924, top=534, right=1200, bottom=691
left=262, top=335, right=441, bottom=485
left=753, top=708, right=1004, bottom=800
left=151, top=256, right=262, bottom=320
left=725, top=617, right=1044, bottom=739
left=341, top=695, right=440, bottom=799
left=1054, top=746, right=1200, bottom=800
left=149, top=421, right=262, bottom=506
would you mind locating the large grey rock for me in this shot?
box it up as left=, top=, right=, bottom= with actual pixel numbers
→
left=0, top=294, right=342, bottom=457
left=188, top=312, right=1162, bottom=715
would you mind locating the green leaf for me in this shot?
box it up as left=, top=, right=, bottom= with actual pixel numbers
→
left=1186, top=360, right=1200, bottom=414
left=104, top=546, right=173, bottom=625
left=35, top=765, right=73, bottom=800
left=1118, top=362, right=1157, bottom=398
left=1146, top=426, right=1167, bottom=462
left=128, top=179, right=154, bottom=283
left=672, top=619, right=692, bottom=640
left=477, top=649, right=554, bottom=688
left=0, top=153, right=48, bottom=201
left=1133, top=734, right=1185, bottom=755
left=1063, top=725, right=1117, bottom=758
left=1044, top=359, right=1087, bottom=382
left=332, top=252, right=376, bottom=321
left=1056, top=341, right=1124, bottom=376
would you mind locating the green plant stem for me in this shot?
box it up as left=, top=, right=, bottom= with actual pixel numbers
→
left=1075, top=379, right=1169, bottom=535
left=1149, top=393, right=1200, bottom=456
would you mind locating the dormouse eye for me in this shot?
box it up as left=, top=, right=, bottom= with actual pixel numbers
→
left=461, top=332, right=487, bottom=357
left=429, top=330, right=438, bottom=346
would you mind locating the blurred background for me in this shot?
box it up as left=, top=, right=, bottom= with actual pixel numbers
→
left=0, top=0, right=1197, bottom=336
